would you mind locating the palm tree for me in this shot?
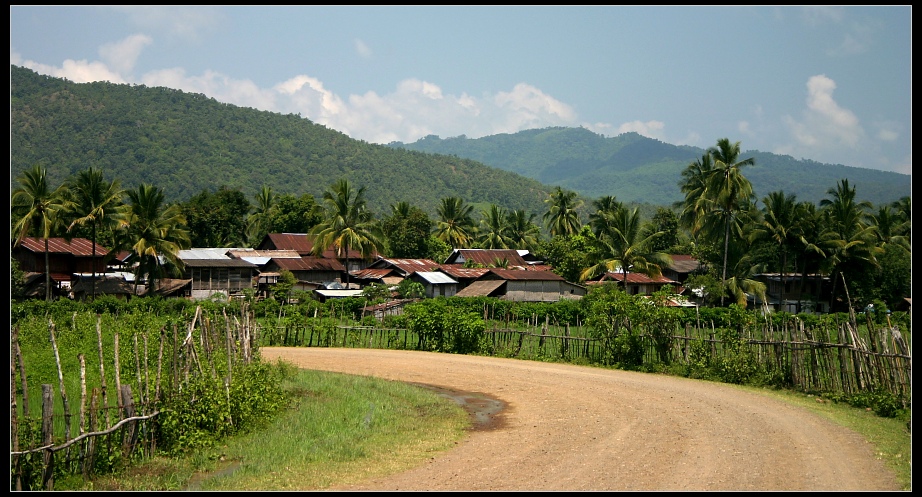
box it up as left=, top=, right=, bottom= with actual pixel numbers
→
left=122, top=184, right=191, bottom=295
left=819, top=179, right=880, bottom=312
left=64, top=167, right=126, bottom=300
left=506, top=209, right=541, bottom=252
left=477, top=204, right=511, bottom=249
left=867, top=204, right=910, bottom=254
left=11, top=165, right=71, bottom=301
left=750, top=191, right=800, bottom=309
left=676, top=152, right=716, bottom=242
left=704, top=138, right=755, bottom=305
left=246, top=185, right=277, bottom=246
left=310, top=179, right=383, bottom=288
left=580, top=204, right=673, bottom=291
left=434, top=196, right=476, bottom=249
left=543, top=186, right=583, bottom=237
left=588, top=195, right=624, bottom=236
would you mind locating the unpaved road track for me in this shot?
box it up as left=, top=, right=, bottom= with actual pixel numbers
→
left=262, top=347, right=900, bottom=491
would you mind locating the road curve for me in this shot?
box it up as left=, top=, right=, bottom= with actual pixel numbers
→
left=261, top=347, right=899, bottom=491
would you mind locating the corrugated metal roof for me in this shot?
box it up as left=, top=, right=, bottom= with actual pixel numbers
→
left=272, top=256, right=346, bottom=271
left=179, top=248, right=232, bottom=260
left=414, top=271, right=458, bottom=284
left=351, top=268, right=395, bottom=280
left=368, top=258, right=441, bottom=275
left=261, top=233, right=371, bottom=259
left=15, top=237, right=109, bottom=256
left=446, top=249, right=528, bottom=267
left=666, top=255, right=702, bottom=274
left=237, top=256, right=272, bottom=266
left=487, top=268, right=566, bottom=281
left=437, top=266, right=490, bottom=279
left=182, top=258, right=257, bottom=268
left=454, top=280, right=505, bottom=297
left=313, top=289, right=364, bottom=298
left=227, top=249, right=300, bottom=259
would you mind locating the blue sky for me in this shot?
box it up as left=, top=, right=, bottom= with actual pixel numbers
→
left=10, top=6, right=912, bottom=175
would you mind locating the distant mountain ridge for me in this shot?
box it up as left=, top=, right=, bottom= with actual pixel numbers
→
left=10, top=65, right=552, bottom=217
left=388, top=127, right=910, bottom=207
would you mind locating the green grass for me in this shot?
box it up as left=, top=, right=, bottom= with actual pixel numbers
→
left=75, top=366, right=470, bottom=491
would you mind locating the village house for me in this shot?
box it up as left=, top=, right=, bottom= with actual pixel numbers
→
left=454, top=268, right=586, bottom=302
left=12, top=237, right=110, bottom=298
left=178, top=248, right=258, bottom=300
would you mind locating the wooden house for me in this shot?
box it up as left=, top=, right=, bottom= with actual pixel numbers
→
left=454, top=268, right=586, bottom=302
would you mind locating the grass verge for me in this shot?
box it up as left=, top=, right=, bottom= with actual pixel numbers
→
left=76, top=365, right=470, bottom=491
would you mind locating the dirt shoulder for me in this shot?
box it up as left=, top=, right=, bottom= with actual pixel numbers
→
left=261, top=347, right=900, bottom=491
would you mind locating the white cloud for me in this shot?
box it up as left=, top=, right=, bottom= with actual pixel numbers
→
left=99, top=34, right=153, bottom=75
left=616, top=120, right=665, bottom=140
left=778, top=75, right=866, bottom=164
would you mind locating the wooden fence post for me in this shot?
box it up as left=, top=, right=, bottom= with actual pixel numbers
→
left=41, top=384, right=54, bottom=491
left=49, top=320, right=72, bottom=444
left=11, top=346, right=22, bottom=491
left=95, top=315, right=110, bottom=426
left=120, top=384, right=138, bottom=459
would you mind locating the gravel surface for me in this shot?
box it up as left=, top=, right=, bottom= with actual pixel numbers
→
left=261, top=347, right=900, bottom=491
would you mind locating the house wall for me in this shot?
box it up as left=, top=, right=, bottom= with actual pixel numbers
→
left=503, top=280, right=568, bottom=302
left=425, top=283, right=458, bottom=299
left=189, top=267, right=254, bottom=299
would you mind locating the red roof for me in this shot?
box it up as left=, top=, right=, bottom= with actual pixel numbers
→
left=15, top=237, right=109, bottom=257
left=272, top=256, right=346, bottom=272
left=437, top=266, right=490, bottom=280
left=261, top=233, right=374, bottom=259
left=487, top=268, right=566, bottom=281
left=368, top=258, right=440, bottom=275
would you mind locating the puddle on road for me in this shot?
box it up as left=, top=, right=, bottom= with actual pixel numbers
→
left=411, top=383, right=508, bottom=431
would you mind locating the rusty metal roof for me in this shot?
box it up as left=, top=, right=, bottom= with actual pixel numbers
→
left=181, top=258, right=257, bottom=268
left=351, top=268, right=396, bottom=280
left=666, top=255, right=702, bottom=274
left=15, top=237, right=109, bottom=256
left=437, top=266, right=490, bottom=280
left=260, top=233, right=373, bottom=259
left=454, top=280, right=506, bottom=297
left=486, top=268, right=566, bottom=281
left=446, top=249, right=529, bottom=267
left=367, top=258, right=441, bottom=275
left=272, top=256, right=346, bottom=272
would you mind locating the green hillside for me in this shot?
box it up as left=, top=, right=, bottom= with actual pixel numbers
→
left=10, top=65, right=553, bottom=217
left=389, top=127, right=910, bottom=207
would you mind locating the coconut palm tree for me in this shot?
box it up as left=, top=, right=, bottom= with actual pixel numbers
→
left=818, top=179, right=880, bottom=312
left=64, top=167, right=127, bottom=300
left=11, top=165, right=71, bottom=301
left=310, top=179, right=383, bottom=288
left=543, top=186, right=583, bottom=237
left=676, top=152, right=716, bottom=242
left=477, top=204, right=511, bottom=249
left=246, top=185, right=277, bottom=246
left=506, top=209, right=541, bottom=252
left=122, top=184, right=191, bottom=295
left=580, top=204, right=673, bottom=291
left=703, top=138, right=755, bottom=305
left=750, top=190, right=800, bottom=309
left=434, top=196, right=476, bottom=249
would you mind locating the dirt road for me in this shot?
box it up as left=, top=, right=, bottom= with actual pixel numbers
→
left=261, top=347, right=900, bottom=491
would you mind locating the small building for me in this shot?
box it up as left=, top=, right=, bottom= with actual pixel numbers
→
left=455, top=268, right=586, bottom=302
left=751, top=273, right=832, bottom=313
left=12, top=237, right=110, bottom=296
left=179, top=248, right=258, bottom=300
left=410, top=271, right=459, bottom=298
left=443, top=248, right=531, bottom=269
left=257, top=233, right=376, bottom=274
left=661, top=254, right=702, bottom=286
left=312, top=288, right=364, bottom=303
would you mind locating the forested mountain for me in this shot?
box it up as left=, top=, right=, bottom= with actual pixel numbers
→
left=10, top=65, right=552, bottom=217
left=388, top=127, right=911, bottom=207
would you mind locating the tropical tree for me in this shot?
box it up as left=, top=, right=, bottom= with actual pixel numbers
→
left=477, top=204, right=511, bottom=249
left=121, top=183, right=191, bottom=294
left=580, top=204, right=673, bottom=290
left=791, top=201, right=829, bottom=313
left=867, top=204, right=910, bottom=254
left=506, top=209, right=542, bottom=252
left=702, top=138, right=756, bottom=305
left=434, top=196, right=476, bottom=249
left=543, top=186, right=583, bottom=237
left=310, top=178, right=384, bottom=288
left=818, top=179, right=880, bottom=311
left=64, top=166, right=126, bottom=300
left=383, top=201, right=432, bottom=258
left=246, top=185, right=278, bottom=246
left=750, top=191, right=800, bottom=308
left=11, top=164, right=72, bottom=301
left=676, top=152, right=716, bottom=242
